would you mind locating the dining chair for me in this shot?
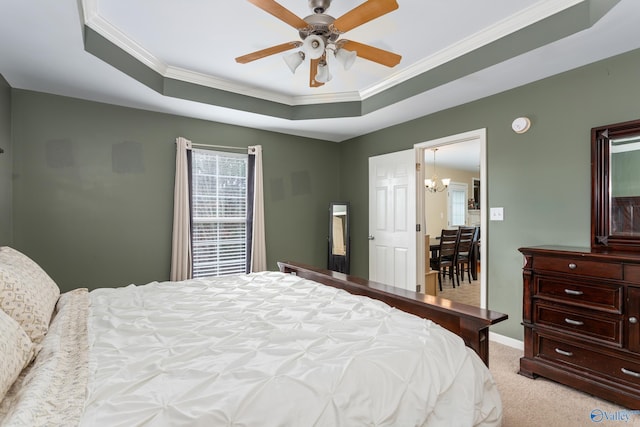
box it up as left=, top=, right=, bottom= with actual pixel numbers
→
left=431, top=228, right=459, bottom=291
left=456, top=227, right=477, bottom=285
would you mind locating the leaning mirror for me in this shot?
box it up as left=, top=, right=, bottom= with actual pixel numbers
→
left=328, top=202, right=350, bottom=273
left=592, top=118, right=640, bottom=251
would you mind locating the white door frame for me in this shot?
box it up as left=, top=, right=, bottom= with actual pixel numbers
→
left=415, top=128, right=487, bottom=308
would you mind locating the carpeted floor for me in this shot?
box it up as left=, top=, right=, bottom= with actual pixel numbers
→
left=489, top=341, right=640, bottom=426
left=436, top=269, right=639, bottom=424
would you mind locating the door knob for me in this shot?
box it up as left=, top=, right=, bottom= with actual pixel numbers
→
left=630, top=317, right=638, bottom=324
left=368, top=235, right=375, bottom=240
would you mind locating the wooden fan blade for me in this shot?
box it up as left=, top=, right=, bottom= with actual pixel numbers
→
left=332, top=0, right=398, bottom=33
left=340, top=40, right=401, bottom=67
left=235, top=42, right=300, bottom=64
left=247, top=0, right=309, bottom=30
left=309, top=57, right=325, bottom=87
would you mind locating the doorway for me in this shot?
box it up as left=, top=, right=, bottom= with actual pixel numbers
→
left=415, top=129, right=487, bottom=308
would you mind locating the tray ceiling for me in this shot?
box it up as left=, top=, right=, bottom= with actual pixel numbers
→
left=1, top=0, right=638, bottom=141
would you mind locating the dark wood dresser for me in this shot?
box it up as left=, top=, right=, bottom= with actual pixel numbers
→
left=519, top=245, right=640, bottom=408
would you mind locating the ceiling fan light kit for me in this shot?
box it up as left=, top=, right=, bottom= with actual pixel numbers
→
left=335, top=48, right=357, bottom=70
left=302, top=35, right=325, bottom=59
left=315, top=60, right=332, bottom=83
left=238, top=0, right=401, bottom=87
left=284, top=51, right=305, bottom=73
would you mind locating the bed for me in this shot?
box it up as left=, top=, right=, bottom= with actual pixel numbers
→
left=0, top=247, right=506, bottom=426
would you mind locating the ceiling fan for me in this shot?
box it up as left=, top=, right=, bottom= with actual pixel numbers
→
left=235, top=0, right=401, bottom=87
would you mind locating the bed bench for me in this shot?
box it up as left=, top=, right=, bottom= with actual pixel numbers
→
left=278, top=261, right=508, bottom=366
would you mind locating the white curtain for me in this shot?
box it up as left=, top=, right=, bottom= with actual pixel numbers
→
left=170, top=137, right=192, bottom=281
left=249, top=145, right=267, bottom=272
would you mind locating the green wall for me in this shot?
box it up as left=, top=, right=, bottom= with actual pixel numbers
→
left=11, top=91, right=339, bottom=292
left=7, top=46, right=640, bottom=341
left=0, top=75, right=11, bottom=245
left=339, top=47, right=640, bottom=340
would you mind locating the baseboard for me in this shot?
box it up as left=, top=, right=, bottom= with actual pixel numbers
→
left=489, top=332, right=524, bottom=350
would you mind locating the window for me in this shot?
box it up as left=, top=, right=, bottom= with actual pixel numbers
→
left=448, top=182, right=468, bottom=227
left=191, top=149, right=248, bottom=277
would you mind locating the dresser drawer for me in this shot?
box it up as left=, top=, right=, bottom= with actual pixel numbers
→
left=538, top=335, right=640, bottom=387
left=534, top=276, right=622, bottom=312
left=520, top=246, right=640, bottom=408
left=533, top=255, right=622, bottom=279
left=534, top=302, right=622, bottom=345
left=625, top=264, right=640, bottom=284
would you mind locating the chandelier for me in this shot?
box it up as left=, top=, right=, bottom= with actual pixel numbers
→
left=425, top=148, right=450, bottom=193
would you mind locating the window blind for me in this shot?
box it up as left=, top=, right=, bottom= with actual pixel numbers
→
left=191, top=149, right=248, bottom=277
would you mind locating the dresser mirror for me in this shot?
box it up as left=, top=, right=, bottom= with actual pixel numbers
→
left=328, top=202, right=350, bottom=273
left=592, top=118, right=640, bottom=250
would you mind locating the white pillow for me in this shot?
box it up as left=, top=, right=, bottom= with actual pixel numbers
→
left=0, top=308, right=34, bottom=401
left=0, top=247, right=60, bottom=344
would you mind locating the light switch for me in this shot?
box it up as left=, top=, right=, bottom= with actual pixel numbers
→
left=490, top=207, right=504, bottom=221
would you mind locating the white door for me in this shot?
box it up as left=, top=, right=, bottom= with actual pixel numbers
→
left=368, top=150, right=416, bottom=291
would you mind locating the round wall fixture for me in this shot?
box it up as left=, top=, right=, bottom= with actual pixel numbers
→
left=512, top=117, right=531, bottom=134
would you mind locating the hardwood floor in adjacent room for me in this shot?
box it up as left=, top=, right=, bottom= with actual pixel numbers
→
left=435, top=267, right=481, bottom=307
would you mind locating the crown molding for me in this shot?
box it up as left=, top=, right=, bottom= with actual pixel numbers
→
left=164, top=66, right=361, bottom=105
left=82, top=0, right=362, bottom=106
left=360, top=0, right=584, bottom=97
left=291, top=91, right=363, bottom=105
left=163, top=66, right=294, bottom=105
left=81, top=0, right=589, bottom=108
left=83, top=0, right=166, bottom=74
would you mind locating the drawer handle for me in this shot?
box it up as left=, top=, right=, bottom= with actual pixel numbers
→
left=555, top=348, right=574, bottom=357
left=565, top=318, right=584, bottom=326
left=568, top=263, right=577, bottom=270
left=564, top=289, right=584, bottom=296
left=621, top=368, right=640, bottom=378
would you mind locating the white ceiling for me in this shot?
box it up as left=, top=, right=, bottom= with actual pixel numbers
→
left=94, top=0, right=536, bottom=98
left=1, top=0, right=639, bottom=142
left=425, top=139, right=481, bottom=173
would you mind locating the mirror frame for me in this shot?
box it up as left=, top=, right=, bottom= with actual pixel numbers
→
left=328, top=202, right=350, bottom=273
left=592, top=118, right=640, bottom=251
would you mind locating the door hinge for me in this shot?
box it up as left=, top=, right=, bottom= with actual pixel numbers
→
left=416, top=163, right=421, bottom=172
left=416, top=224, right=421, bottom=232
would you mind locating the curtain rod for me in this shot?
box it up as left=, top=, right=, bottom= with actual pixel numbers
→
left=191, top=143, right=247, bottom=151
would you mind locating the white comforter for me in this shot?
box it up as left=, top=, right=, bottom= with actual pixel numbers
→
left=82, top=272, right=501, bottom=426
